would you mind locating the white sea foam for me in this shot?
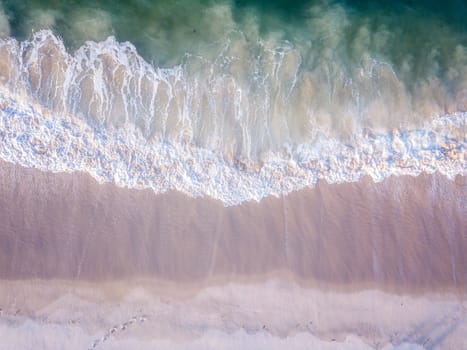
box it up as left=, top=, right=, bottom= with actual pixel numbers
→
left=0, top=31, right=465, bottom=205
left=0, top=89, right=465, bottom=205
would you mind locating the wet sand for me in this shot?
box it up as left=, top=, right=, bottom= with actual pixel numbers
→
left=0, top=160, right=465, bottom=292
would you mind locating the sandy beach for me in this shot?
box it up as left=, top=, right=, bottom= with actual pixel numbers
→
left=0, top=160, right=465, bottom=292
left=0, top=161, right=466, bottom=349
left=0, top=278, right=465, bottom=350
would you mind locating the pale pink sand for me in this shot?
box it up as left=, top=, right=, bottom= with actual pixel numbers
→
left=0, top=161, right=466, bottom=349
left=0, top=160, right=465, bottom=293
left=0, top=279, right=465, bottom=350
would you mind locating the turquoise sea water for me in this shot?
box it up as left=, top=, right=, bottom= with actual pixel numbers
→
left=2, top=0, right=467, bottom=72
left=2, top=0, right=466, bottom=112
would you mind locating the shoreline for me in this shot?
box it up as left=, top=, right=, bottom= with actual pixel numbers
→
left=0, top=87, right=465, bottom=205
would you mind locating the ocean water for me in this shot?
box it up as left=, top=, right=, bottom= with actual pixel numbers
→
left=0, top=0, right=465, bottom=204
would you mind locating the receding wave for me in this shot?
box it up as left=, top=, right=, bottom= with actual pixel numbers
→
left=0, top=30, right=465, bottom=204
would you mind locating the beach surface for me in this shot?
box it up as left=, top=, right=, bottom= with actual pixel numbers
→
left=0, top=160, right=465, bottom=291
left=0, top=160, right=465, bottom=349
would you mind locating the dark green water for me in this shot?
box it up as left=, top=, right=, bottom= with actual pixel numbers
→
left=1, top=0, right=466, bottom=73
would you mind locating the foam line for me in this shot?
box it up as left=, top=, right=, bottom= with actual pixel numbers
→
left=0, top=89, right=464, bottom=205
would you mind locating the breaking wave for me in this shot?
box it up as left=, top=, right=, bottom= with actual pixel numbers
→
left=0, top=30, right=465, bottom=205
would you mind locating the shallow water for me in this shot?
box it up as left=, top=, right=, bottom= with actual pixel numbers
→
left=0, top=0, right=465, bottom=203
left=1, top=1, right=466, bottom=137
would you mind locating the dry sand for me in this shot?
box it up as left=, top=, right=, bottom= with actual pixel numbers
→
left=0, top=278, right=466, bottom=350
